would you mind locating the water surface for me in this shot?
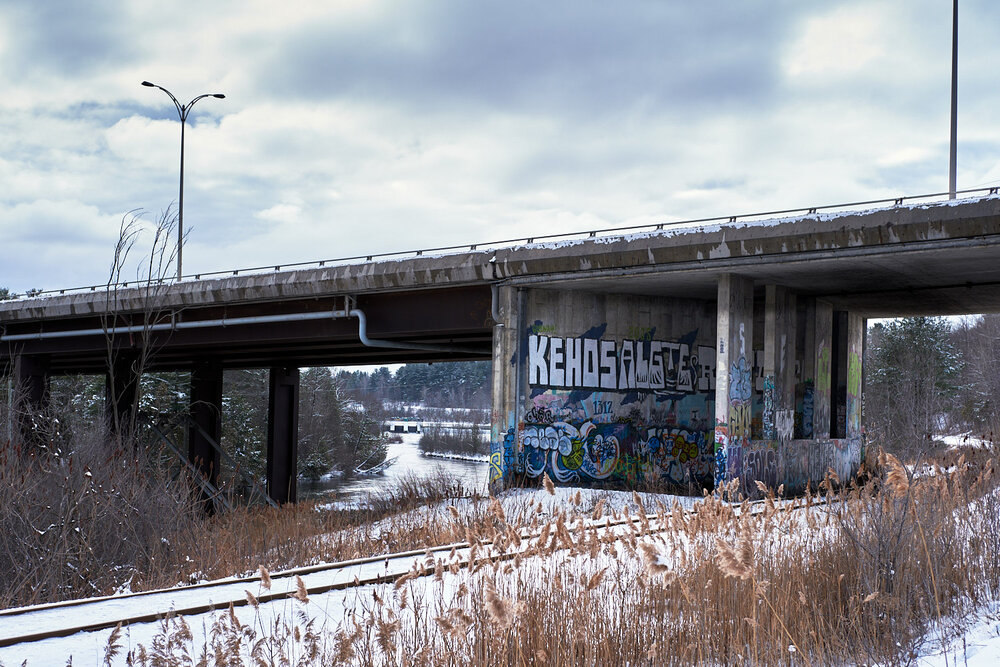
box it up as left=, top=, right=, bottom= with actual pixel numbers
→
left=299, top=433, right=488, bottom=503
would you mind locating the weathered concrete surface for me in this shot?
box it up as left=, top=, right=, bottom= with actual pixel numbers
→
left=489, top=276, right=864, bottom=495
left=492, top=287, right=720, bottom=491
left=0, top=250, right=498, bottom=321
left=3, top=195, right=1000, bottom=324
left=490, top=196, right=1000, bottom=316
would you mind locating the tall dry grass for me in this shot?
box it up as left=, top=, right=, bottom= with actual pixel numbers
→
left=0, top=430, right=487, bottom=609
left=114, top=443, right=1000, bottom=666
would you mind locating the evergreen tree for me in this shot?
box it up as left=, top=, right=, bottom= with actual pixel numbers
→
left=865, top=317, right=962, bottom=455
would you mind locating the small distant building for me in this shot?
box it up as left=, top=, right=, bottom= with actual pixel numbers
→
left=384, top=419, right=422, bottom=434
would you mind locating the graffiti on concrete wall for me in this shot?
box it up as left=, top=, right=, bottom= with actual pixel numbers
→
left=817, top=346, right=831, bottom=392
left=752, top=349, right=802, bottom=392
left=742, top=446, right=778, bottom=494
left=489, top=426, right=517, bottom=484
left=528, top=333, right=716, bottom=395
left=489, top=449, right=502, bottom=483
left=776, top=410, right=794, bottom=444
left=847, top=349, right=862, bottom=436
left=776, top=437, right=862, bottom=493
left=521, top=321, right=717, bottom=488
left=728, top=358, right=752, bottom=439
left=522, top=420, right=623, bottom=482
left=718, top=320, right=754, bottom=493
left=801, top=381, right=814, bottom=439
left=762, top=375, right=775, bottom=440
left=713, top=421, right=729, bottom=488
left=814, top=343, right=832, bottom=437
left=519, top=407, right=715, bottom=487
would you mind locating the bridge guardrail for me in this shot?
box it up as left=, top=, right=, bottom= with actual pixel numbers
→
left=4, top=186, right=998, bottom=301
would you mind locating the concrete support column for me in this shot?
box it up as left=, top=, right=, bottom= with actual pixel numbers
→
left=489, top=285, right=520, bottom=493
left=800, top=299, right=816, bottom=439
left=831, top=311, right=849, bottom=438
left=812, top=301, right=833, bottom=439
left=714, top=274, right=754, bottom=489
left=106, top=350, right=140, bottom=439
left=763, top=285, right=796, bottom=443
left=14, top=354, right=49, bottom=446
left=189, top=360, right=223, bottom=507
left=845, top=313, right=865, bottom=440
left=267, top=366, right=300, bottom=504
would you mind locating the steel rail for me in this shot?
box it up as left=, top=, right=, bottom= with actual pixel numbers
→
left=4, top=187, right=998, bottom=301
left=0, top=493, right=832, bottom=648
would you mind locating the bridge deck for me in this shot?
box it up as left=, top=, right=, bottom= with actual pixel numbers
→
left=3, top=194, right=1000, bottom=373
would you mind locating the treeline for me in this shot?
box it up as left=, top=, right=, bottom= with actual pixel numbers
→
left=2, top=368, right=386, bottom=486
left=221, top=368, right=386, bottom=483
left=865, top=315, right=1000, bottom=456
left=336, top=361, right=491, bottom=409
left=0, top=360, right=495, bottom=486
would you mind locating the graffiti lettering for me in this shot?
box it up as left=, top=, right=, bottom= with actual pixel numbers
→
left=801, top=381, right=814, bottom=439
left=519, top=418, right=713, bottom=488
left=715, top=446, right=728, bottom=489
left=524, top=405, right=555, bottom=424
left=528, top=333, right=715, bottom=394
left=489, top=451, right=503, bottom=482
left=762, top=375, right=776, bottom=440
left=742, top=447, right=777, bottom=495
left=593, top=400, right=613, bottom=415
left=729, top=355, right=752, bottom=439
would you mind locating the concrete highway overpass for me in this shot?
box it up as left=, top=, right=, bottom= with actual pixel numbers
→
left=3, top=192, right=1000, bottom=502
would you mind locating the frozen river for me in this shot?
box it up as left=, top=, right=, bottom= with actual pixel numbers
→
left=298, top=432, right=489, bottom=502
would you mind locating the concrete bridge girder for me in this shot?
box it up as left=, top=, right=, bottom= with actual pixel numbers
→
left=7, top=195, right=1000, bottom=498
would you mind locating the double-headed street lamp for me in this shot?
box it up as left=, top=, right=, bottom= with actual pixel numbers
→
left=141, top=81, right=225, bottom=280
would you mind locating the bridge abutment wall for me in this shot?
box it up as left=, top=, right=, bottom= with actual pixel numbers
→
left=490, top=277, right=865, bottom=496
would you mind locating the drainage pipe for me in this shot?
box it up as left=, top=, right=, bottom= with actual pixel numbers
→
left=332, top=308, right=488, bottom=355
left=1, top=307, right=490, bottom=356
left=490, top=283, right=504, bottom=328
left=0, top=311, right=336, bottom=342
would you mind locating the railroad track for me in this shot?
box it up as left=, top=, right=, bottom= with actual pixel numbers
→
left=0, top=493, right=830, bottom=649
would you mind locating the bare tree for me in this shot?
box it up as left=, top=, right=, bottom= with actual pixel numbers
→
left=103, top=208, right=179, bottom=444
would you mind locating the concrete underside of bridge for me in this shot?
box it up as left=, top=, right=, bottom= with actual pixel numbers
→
left=4, top=195, right=1000, bottom=500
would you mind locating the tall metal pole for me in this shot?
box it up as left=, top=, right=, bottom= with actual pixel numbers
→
left=949, top=0, right=958, bottom=199
left=141, top=82, right=225, bottom=280
left=178, top=115, right=186, bottom=280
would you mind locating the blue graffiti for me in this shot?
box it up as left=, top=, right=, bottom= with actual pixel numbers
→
left=502, top=427, right=518, bottom=473
left=729, top=355, right=753, bottom=403
left=802, top=383, right=814, bottom=439
left=715, top=446, right=728, bottom=489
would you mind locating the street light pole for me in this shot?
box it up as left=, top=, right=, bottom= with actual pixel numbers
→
left=141, top=81, right=225, bottom=280
left=949, top=0, right=958, bottom=199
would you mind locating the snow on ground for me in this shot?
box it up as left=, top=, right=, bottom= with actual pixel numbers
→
left=914, top=600, right=1000, bottom=666
left=2, top=485, right=999, bottom=664
left=0, top=487, right=701, bottom=665
left=940, top=432, right=996, bottom=449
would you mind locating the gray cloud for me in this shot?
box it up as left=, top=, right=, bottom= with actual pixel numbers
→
left=257, top=1, right=805, bottom=115
left=0, top=0, right=998, bottom=294
left=1, top=1, right=138, bottom=79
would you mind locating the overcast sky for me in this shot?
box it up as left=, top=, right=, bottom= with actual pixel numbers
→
left=1, top=0, right=998, bottom=294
